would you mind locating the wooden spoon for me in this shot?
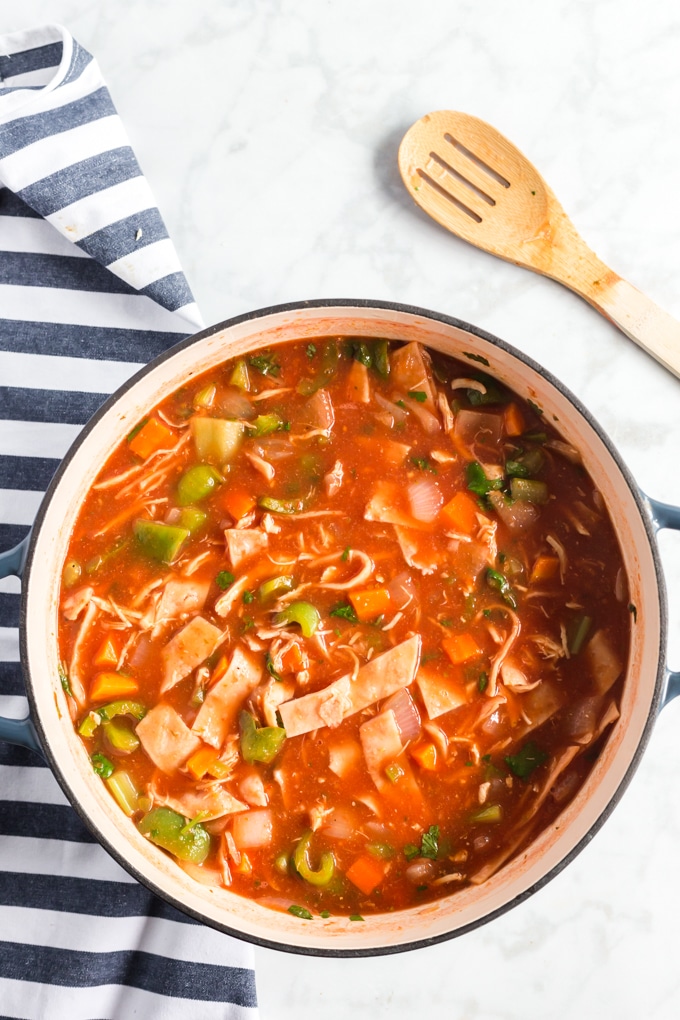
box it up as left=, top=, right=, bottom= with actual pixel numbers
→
left=398, top=110, right=680, bottom=379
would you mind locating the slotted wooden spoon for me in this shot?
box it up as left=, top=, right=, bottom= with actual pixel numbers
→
left=398, top=110, right=680, bottom=379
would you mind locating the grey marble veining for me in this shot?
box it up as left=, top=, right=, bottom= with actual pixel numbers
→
left=4, top=1, right=680, bottom=1016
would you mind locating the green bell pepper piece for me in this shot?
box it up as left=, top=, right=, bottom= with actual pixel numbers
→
left=177, top=464, right=223, bottom=505
left=239, top=710, right=286, bottom=765
left=292, top=830, right=335, bottom=887
left=297, top=339, right=340, bottom=396
left=137, top=807, right=211, bottom=863
left=134, top=520, right=189, bottom=564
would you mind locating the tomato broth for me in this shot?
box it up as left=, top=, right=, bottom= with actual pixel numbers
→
left=58, top=338, right=630, bottom=920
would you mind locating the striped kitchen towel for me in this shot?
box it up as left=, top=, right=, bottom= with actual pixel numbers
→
left=0, top=25, right=258, bottom=1020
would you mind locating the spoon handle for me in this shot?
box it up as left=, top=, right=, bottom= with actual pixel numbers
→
left=591, top=277, right=680, bottom=380
left=537, top=210, right=680, bottom=379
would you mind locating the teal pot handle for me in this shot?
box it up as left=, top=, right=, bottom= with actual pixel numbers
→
left=0, top=534, right=42, bottom=755
left=646, top=496, right=680, bottom=708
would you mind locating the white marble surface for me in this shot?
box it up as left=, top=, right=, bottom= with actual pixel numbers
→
left=5, top=1, right=680, bottom=1016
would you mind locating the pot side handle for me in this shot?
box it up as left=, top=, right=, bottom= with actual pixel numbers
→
left=646, top=496, right=680, bottom=709
left=0, top=534, right=42, bottom=755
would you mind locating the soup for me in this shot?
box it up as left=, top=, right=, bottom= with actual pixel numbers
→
left=58, top=338, right=630, bottom=920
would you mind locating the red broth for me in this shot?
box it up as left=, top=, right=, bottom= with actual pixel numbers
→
left=58, top=339, right=630, bottom=919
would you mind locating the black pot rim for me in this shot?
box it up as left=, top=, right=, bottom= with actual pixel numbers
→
left=18, top=297, right=670, bottom=957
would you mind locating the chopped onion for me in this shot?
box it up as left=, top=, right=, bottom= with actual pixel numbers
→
left=232, top=809, right=273, bottom=849
left=383, top=688, right=421, bottom=743
left=545, top=439, right=581, bottom=464
left=303, top=389, right=335, bottom=430
left=219, top=387, right=256, bottom=420
left=454, top=409, right=503, bottom=459
left=321, top=808, right=355, bottom=840
left=407, top=476, right=444, bottom=523
left=405, top=398, right=440, bottom=434
left=488, top=490, right=538, bottom=532
left=256, top=436, right=295, bottom=460
left=387, top=571, right=418, bottom=610
left=375, top=393, right=407, bottom=423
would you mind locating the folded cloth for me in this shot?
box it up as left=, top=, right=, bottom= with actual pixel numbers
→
left=0, top=26, right=258, bottom=1020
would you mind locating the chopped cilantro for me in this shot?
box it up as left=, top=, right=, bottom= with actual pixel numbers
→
left=527, top=399, right=544, bottom=417
left=242, top=590, right=255, bottom=604
left=420, top=825, right=440, bottom=860
left=126, top=418, right=148, bottom=442
left=266, top=654, right=283, bottom=682
left=403, top=843, right=420, bottom=861
left=439, top=617, right=453, bottom=628
left=478, top=671, right=488, bottom=693
left=288, top=904, right=313, bottom=920
left=306, top=343, right=317, bottom=358
left=241, top=616, right=255, bottom=632
left=248, top=350, right=281, bottom=378
left=505, top=740, right=548, bottom=779
left=407, top=390, right=427, bottom=403
left=411, top=456, right=437, bottom=474
left=58, top=663, right=72, bottom=697
left=486, top=568, right=518, bottom=609
left=341, top=546, right=351, bottom=562
left=466, top=461, right=504, bottom=496
left=215, top=570, right=235, bottom=590
left=349, top=914, right=364, bottom=921
left=396, top=399, right=407, bottom=409
left=320, top=910, right=331, bottom=918
left=330, top=602, right=358, bottom=623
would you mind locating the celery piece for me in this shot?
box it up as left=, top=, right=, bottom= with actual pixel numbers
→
left=106, top=770, right=139, bottom=816
left=470, top=804, right=503, bottom=823
left=248, top=413, right=286, bottom=437
left=178, top=507, right=208, bottom=535
left=385, top=762, right=405, bottom=784
left=91, top=752, right=113, bottom=778
left=193, top=383, right=216, bottom=408
left=138, top=807, right=211, bottom=863
left=258, top=496, right=305, bottom=515
left=366, top=842, right=395, bottom=860
left=274, top=600, right=320, bottom=637
left=133, top=520, right=189, bottom=564
left=78, top=712, right=100, bottom=738
left=510, top=477, right=549, bottom=505
left=258, top=574, right=295, bottom=602
left=191, top=417, right=243, bottom=464
left=239, top=710, right=286, bottom=765
left=97, top=700, right=147, bottom=722
left=177, top=464, right=224, bottom=506
left=297, top=339, right=339, bottom=395
left=103, top=720, right=140, bottom=753
left=568, top=614, right=592, bottom=655
left=292, top=830, right=335, bottom=887
left=229, top=359, right=251, bottom=391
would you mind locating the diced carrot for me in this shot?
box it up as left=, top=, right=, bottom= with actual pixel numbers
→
left=93, top=635, right=121, bottom=668
left=346, top=855, right=386, bottom=895
left=127, top=417, right=175, bottom=460
left=349, top=586, right=392, bottom=622
left=442, top=632, right=482, bottom=665
left=211, top=654, right=229, bottom=685
left=223, top=486, right=257, bottom=521
left=185, top=744, right=232, bottom=781
left=409, top=741, right=438, bottom=771
left=186, top=744, right=221, bottom=781
left=530, top=555, right=560, bottom=584
left=504, top=402, right=525, bottom=437
left=440, top=490, right=479, bottom=535
left=280, top=641, right=305, bottom=674
left=89, top=671, right=139, bottom=702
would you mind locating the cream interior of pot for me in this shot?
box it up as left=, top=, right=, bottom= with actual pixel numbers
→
left=24, top=304, right=662, bottom=953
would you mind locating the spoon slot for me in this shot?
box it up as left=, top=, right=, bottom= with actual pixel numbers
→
left=416, top=169, right=482, bottom=223
left=428, top=151, right=496, bottom=206
left=443, top=133, right=511, bottom=189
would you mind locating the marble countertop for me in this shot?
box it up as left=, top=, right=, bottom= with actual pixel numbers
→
left=5, top=1, right=680, bottom=1017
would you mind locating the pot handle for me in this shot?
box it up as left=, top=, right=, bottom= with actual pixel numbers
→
left=646, top=496, right=680, bottom=709
left=0, top=534, right=42, bottom=754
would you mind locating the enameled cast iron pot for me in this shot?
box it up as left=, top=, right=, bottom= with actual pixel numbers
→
left=1, top=299, right=679, bottom=956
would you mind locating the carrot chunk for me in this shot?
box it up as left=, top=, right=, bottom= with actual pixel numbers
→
left=210, top=654, right=229, bottom=685
left=530, top=555, right=560, bottom=584
left=90, top=672, right=139, bottom=702
left=349, top=587, right=392, bottom=622
left=127, top=417, right=175, bottom=460
left=440, top=490, right=479, bottom=535
left=346, top=855, right=386, bottom=895
left=442, top=632, right=482, bottom=665
left=223, top=486, right=257, bottom=521
left=409, top=741, right=438, bottom=771
left=185, top=744, right=232, bottom=781
left=504, top=402, right=525, bottom=437
left=93, top=635, right=121, bottom=668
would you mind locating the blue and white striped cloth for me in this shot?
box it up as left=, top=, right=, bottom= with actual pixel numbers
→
left=0, top=25, right=259, bottom=1019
